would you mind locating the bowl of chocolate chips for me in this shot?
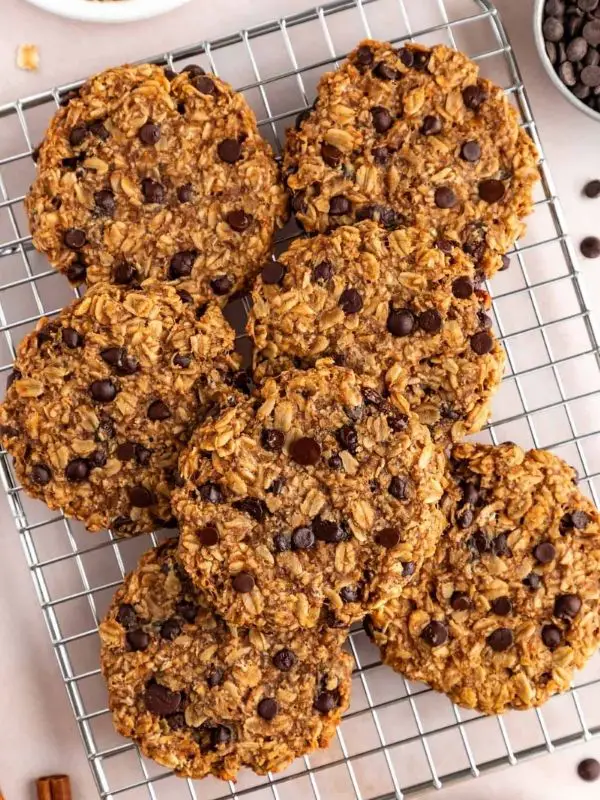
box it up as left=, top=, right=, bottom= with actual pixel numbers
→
left=535, top=0, right=600, bottom=120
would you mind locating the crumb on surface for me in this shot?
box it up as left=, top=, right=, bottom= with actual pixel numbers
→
left=16, top=44, right=40, bottom=72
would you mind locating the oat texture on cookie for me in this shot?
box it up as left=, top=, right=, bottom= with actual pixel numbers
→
left=285, top=40, right=539, bottom=278
left=26, top=63, right=288, bottom=301
left=368, top=442, right=600, bottom=715
left=248, top=222, right=506, bottom=442
left=100, top=540, right=353, bottom=780
left=173, top=363, right=445, bottom=631
left=0, top=281, right=238, bottom=536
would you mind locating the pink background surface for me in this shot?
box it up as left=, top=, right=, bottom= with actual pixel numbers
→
left=2, top=0, right=600, bottom=797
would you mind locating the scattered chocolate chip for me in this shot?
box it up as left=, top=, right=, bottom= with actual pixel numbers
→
left=232, top=369, right=255, bottom=396
left=450, top=591, right=471, bottom=611
left=66, top=260, right=87, bottom=283
left=541, top=623, right=562, bottom=649
left=478, top=179, right=506, bottom=203
left=127, top=629, right=150, bottom=651
left=198, top=482, right=224, bottom=503
left=64, top=228, right=86, bottom=250
left=94, top=189, right=116, bottom=216
left=460, top=140, right=481, bottom=162
left=313, top=260, right=333, bottom=282
left=462, top=84, right=487, bottom=110
left=462, top=483, right=480, bottom=506
left=88, top=119, right=109, bottom=140
left=61, top=327, right=83, bottom=348
left=113, top=262, right=138, bottom=285
left=491, top=596, right=512, bottom=616
left=226, top=209, right=252, bottom=232
left=210, top=275, right=233, bottom=295
left=160, top=618, right=181, bottom=640
left=69, top=125, right=88, bottom=147
left=31, top=464, right=52, bottom=485
left=232, top=572, right=255, bottom=593
left=418, top=308, right=442, bottom=333
left=559, top=60, right=577, bottom=87
left=273, top=533, right=291, bottom=553
left=329, top=195, right=351, bottom=216
left=397, top=47, right=414, bottom=67
left=376, top=527, right=401, bottom=548
left=578, top=758, right=600, bottom=782
left=584, top=180, right=600, bottom=199
left=413, top=50, right=430, bottom=70
left=582, top=65, right=600, bottom=87
left=451, top=276, right=474, bottom=299
left=139, top=122, right=161, bottom=145
left=141, top=177, right=165, bottom=204
left=373, top=62, right=398, bottom=80
left=434, top=187, right=457, bottom=209
left=487, top=627, right=513, bottom=652
left=169, top=250, right=196, bottom=279
left=116, top=603, right=137, bottom=629
left=176, top=600, right=198, bottom=622
left=261, top=428, right=285, bottom=451
left=257, top=697, right=278, bottom=720
left=523, top=572, right=542, bottom=590
left=470, top=331, right=494, bottom=355
left=206, top=667, right=224, bottom=687
left=572, top=510, right=590, bottom=528
left=218, top=138, right=242, bottom=163
left=314, top=691, right=338, bottom=713
left=554, top=593, right=582, bottom=619
left=371, top=106, right=393, bottom=133
left=145, top=681, right=182, bottom=716
left=421, top=115, right=442, bottom=135
left=337, top=424, right=358, bottom=454
left=533, top=541, right=556, bottom=563
left=493, top=533, right=511, bottom=557
left=387, top=307, right=416, bottom=337
left=421, top=620, right=448, bottom=646
left=457, top=508, right=474, bottom=528
left=210, top=724, right=232, bottom=747
left=65, top=458, right=89, bottom=482
left=273, top=648, right=296, bottom=671
left=291, top=526, right=315, bottom=550
left=147, top=400, right=170, bottom=421
left=355, top=44, right=374, bottom=66
left=233, top=497, right=268, bottom=522
left=173, top=353, right=191, bottom=368
left=580, top=236, right=600, bottom=258
left=289, top=437, right=320, bottom=466
left=128, top=485, right=155, bottom=508
left=177, top=183, right=194, bottom=203
left=183, top=64, right=205, bottom=77
left=389, top=476, right=408, bottom=500
left=261, top=261, right=286, bottom=285
left=90, top=379, right=117, bottom=403
left=340, top=585, right=359, bottom=603
left=543, top=16, right=564, bottom=42
left=192, top=76, right=216, bottom=95
left=321, top=143, right=343, bottom=167
left=387, top=413, right=409, bottom=433
left=197, top=525, right=219, bottom=546
left=313, top=518, right=344, bottom=544
left=328, top=454, right=343, bottom=470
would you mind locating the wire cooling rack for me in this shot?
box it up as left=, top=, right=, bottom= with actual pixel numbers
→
left=2, top=0, right=600, bottom=797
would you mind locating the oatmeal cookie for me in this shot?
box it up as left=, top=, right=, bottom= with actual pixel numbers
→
left=100, top=540, right=352, bottom=780
left=0, top=281, right=238, bottom=536
left=284, top=40, right=539, bottom=278
left=26, top=63, right=288, bottom=301
left=367, top=443, right=600, bottom=714
left=173, top=363, right=445, bottom=631
left=248, top=222, right=505, bottom=442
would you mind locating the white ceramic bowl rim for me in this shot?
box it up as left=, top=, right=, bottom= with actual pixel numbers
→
left=533, top=0, right=600, bottom=123
left=24, top=0, right=193, bottom=24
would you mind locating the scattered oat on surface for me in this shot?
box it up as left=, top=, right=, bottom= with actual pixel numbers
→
left=16, top=44, right=39, bottom=72
left=0, top=281, right=239, bottom=536
left=100, top=540, right=353, bottom=780
left=284, top=40, right=539, bottom=279
left=26, top=63, right=288, bottom=301
left=173, top=362, right=446, bottom=631
left=368, top=442, right=600, bottom=715
left=248, top=221, right=506, bottom=443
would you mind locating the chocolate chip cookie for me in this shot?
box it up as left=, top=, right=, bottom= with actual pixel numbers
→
left=173, top=363, right=445, bottom=631
left=248, top=222, right=505, bottom=442
left=285, top=40, right=539, bottom=278
left=367, top=443, right=600, bottom=714
left=0, top=281, right=238, bottom=536
left=99, top=540, right=352, bottom=779
left=26, top=63, right=288, bottom=301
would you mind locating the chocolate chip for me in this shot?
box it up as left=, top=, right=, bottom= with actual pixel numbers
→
left=313, top=261, right=333, bottom=282
left=261, top=261, right=286, bottom=285
left=493, top=533, right=511, bottom=557
left=116, top=442, right=136, bottom=461
left=116, top=603, right=137, bottom=629
left=313, top=518, right=344, bottom=543
left=90, top=379, right=117, bottom=403
left=289, top=436, right=321, bottom=466
left=572, top=510, right=590, bottom=528
left=491, top=596, right=512, bottom=616
left=355, top=44, right=374, bottom=66
left=434, top=187, right=457, bottom=209
left=291, top=526, right=315, bottom=550
left=387, top=308, right=415, bottom=337
left=198, top=482, right=224, bottom=504
left=584, top=19, right=600, bottom=46
left=273, top=533, right=291, bottom=553
left=413, top=50, right=431, bottom=70
left=145, top=682, right=182, bottom=716
left=554, top=593, right=582, bottom=619
left=261, top=428, right=285, bottom=452
left=147, top=400, right=170, bottom=420
left=372, top=146, right=390, bottom=165
left=457, top=508, right=474, bottom=528
left=462, top=84, right=487, bottom=110
left=543, top=16, right=564, bottom=42
left=113, top=262, right=138, bottom=285
left=160, top=618, right=181, bottom=640
left=64, top=228, right=86, bottom=250
left=112, top=515, right=133, bottom=532
left=478, top=179, right=506, bottom=203
left=376, top=527, right=401, bottom=548
left=584, top=179, right=600, bottom=199
left=397, top=47, right=414, bottom=67
left=61, top=327, right=83, bottom=349
left=460, top=140, right=481, bottom=162
left=450, top=591, right=471, bottom=611
left=232, top=572, right=254, bottom=593
left=387, top=413, right=408, bottom=433
left=257, top=697, right=278, bottom=720
left=322, top=143, right=343, bottom=167
left=66, top=260, right=87, bottom=283
left=470, top=331, right=494, bottom=355
left=210, top=274, right=233, bottom=296
left=173, top=353, right=191, bottom=368
left=183, top=64, right=205, bottom=77
left=127, top=629, right=150, bottom=651
left=210, top=724, right=231, bottom=747
left=226, top=209, right=252, bottom=232
left=177, top=183, right=194, bottom=203
left=523, top=572, right=541, bottom=590
left=388, top=476, right=408, bottom=500
left=373, top=61, right=398, bottom=80
left=94, top=189, right=115, bottom=216
left=139, top=122, right=161, bottom=145
left=232, top=369, right=255, bottom=396
left=337, top=424, right=358, bottom=454
left=128, top=485, right=155, bottom=508
left=487, top=627, right=513, bottom=651
left=451, top=276, right=474, bottom=299
left=141, top=178, right=165, bottom=204
left=533, top=541, right=556, bottom=563
left=328, top=454, right=343, bottom=470
left=541, top=623, right=562, bottom=649
left=418, top=309, right=442, bottom=333
left=421, top=620, right=448, bottom=646
left=559, top=60, right=577, bottom=87
left=340, top=585, right=359, bottom=603
left=176, top=601, right=198, bottom=622
left=169, top=250, right=196, bottom=279
left=206, top=667, right=223, bottom=687
left=88, top=119, right=109, bottom=140
left=233, top=497, right=268, bottom=522
left=500, top=255, right=511, bottom=271
left=421, top=115, right=442, bottom=135
left=292, top=191, right=307, bottom=214
left=314, top=691, right=338, bottom=713
left=192, top=75, right=216, bottom=95
left=218, top=138, right=242, bottom=163
left=371, top=106, right=393, bottom=133
left=578, top=758, right=600, bottom=782
left=31, top=463, right=52, bottom=485
left=65, top=458, right=89, bottom=482
left=580, top=236, right=600, bottom=258
left=273, top=648, right=296, bottom=671
left=329, top=195, right=351, bottom=216
left=567, top=36, right=588, bottom=63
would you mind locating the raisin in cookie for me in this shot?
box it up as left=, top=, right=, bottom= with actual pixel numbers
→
left=173, top=363, right=445, bottom=631
left=248, top=222, right=505, bottom=442
left=367, top=443, right=600, bottom=715
left=285, top=40, right=539, bottom=278
left=100, top=540, right=352, bottom=779
left=0, top=281, right=238, bottom=536
left=26, top=63, right=288, bottom=301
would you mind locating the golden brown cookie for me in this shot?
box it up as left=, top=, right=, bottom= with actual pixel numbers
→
left=100, top=541, right=352, bottom=780
left=173, top=362, right=445, bottom=631
left=285, top=40, right=539, bottom=278
left=248, top=222, right=506, bottom=442
left=0, top=281, right=238, bottom=536
left=26, top=63, right=288, bottom=301
left=367, top=443, right=600, bottom=714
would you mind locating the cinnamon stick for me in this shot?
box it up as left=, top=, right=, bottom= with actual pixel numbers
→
left=36, top=777, right=53, bottom=800
left=36, top=775, right=71, bottom=800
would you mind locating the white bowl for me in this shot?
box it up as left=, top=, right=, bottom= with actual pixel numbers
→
left=533, top=0, right=600, bottom=122
left=23, top=0, right=193, bottom=24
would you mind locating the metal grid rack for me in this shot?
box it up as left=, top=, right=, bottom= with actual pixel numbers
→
left=1, top=0, right=600, bottom=797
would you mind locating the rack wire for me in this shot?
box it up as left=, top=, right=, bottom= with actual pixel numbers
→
left=1, top=0, right=600, bottom=797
